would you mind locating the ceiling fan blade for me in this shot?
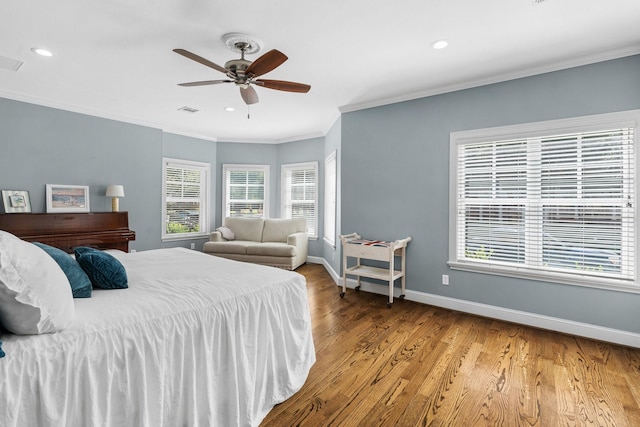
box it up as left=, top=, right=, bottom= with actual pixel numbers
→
left=173, top=49, right=228, bottom=74
left=254, top=79, right=311, bottom=93
left=240, top=86, right=259, bottom=105
left=178, top=80, right=232, bottom=87
left=245, top=49, right=288, bottom=78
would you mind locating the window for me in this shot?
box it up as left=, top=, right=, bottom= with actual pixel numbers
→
left=223, top=164, right=269, bottom=218
left=449, top=111, right=638, bottom=290
left=281, top=162, right=318, bottom=238
left=324, top=151, right=337, bottom=246
left=162, top=158, right=210, bottom=240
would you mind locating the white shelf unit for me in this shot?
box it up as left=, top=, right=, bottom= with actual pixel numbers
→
left=339, top=233, right=412, bottom=307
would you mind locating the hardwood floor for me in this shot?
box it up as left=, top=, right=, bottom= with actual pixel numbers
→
left=261, top=264, right=640, bottom=427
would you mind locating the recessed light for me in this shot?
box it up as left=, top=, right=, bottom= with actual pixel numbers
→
left=31, top=47, right=53, bottom=57
left=431, top=40, right=448, bottom=50
left=224, top=107, right=235, bottom=112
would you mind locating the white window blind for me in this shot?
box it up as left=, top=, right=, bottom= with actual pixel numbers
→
left=282, top=162, right=318, bottom=238
left=324, top=151, right=337, bottom=246
left=450, top=113, right=638, bottom=289
left=162, top=158, right=209, bottom=240
left=223, top=165, right=269, bottom=218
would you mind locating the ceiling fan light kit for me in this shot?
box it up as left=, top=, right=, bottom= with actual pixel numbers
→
left=174, top=32, right=310, bottom=108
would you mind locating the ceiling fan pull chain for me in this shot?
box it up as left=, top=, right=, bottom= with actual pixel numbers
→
left=247, top=104, right=251, bottom=119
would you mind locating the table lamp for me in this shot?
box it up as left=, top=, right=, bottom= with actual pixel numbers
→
left=106, top=185, right=125, bottom=212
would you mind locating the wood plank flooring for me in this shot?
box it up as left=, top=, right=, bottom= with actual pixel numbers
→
left=261, top=264, right=640, bottom=427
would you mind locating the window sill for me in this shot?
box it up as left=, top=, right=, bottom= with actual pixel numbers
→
left=323, top=237, right=336, bottom=249
left=447, top=260, right=640, bottom=294
left=162, top=233, right=210, bottom=242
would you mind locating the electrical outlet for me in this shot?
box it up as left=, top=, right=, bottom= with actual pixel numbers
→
left=442, top=274, right=449, bottom=285
left=190, top=243, right=195, bottom=250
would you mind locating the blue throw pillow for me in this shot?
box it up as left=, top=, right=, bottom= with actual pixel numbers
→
left=33, top=242, right=92, bottom=298
left=74, top=247, right=128, bottom=289
left=0, top=333, right=5, bottom=358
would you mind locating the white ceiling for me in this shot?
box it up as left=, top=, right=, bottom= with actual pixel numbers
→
left=1, top=0, right=639, bottom=143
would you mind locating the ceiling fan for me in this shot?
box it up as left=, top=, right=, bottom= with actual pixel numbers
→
left=173, top=39, right=311, bottom=106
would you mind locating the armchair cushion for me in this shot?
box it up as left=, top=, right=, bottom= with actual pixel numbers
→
left=223, top=217, right=264, bottom=242
left=247, top=243, right=296, bottom=257
left=262, top=218, right=307, bottom=243
left=205, top=241, right=254, bottom=255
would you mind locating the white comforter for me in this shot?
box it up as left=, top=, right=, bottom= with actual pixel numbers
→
left=0, top=248, right=316, bottom=427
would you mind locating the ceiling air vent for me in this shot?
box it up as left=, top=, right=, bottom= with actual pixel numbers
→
left=178, top=106, right=199, bottom=113
left=0, top=56, right=24, bottom=72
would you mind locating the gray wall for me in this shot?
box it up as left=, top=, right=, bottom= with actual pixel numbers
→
left=341, top=55, right=640, bottom=333
left=0, top=99, right=324, bottom=255
left=3, top=54, right=639, bottom=334
left=0, top=98, right=161, bottom=251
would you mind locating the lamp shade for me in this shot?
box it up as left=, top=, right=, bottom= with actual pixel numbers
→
left=105, top=185, right=125, bottom=198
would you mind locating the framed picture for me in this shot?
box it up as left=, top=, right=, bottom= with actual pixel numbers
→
left=1, top=190, right=32, bottom=213
left=46, top=184, right=90, bottom=213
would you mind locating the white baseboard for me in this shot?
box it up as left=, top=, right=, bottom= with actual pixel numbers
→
left=306, top=256, right=324, bottom=265
left=315, top=265, right=639, bottom=348
left=406, top=290, right=640, bottom=348
left=313, top=258, right=342, bottom=284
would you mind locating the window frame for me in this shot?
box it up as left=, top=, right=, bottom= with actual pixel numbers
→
left=222, top=164, right=269, bottom=219
left=448, top=110, right=640, bottom=293
left=281, top=161, right=318, bottom=239
left=161, top=157, right=210, bottom=242
left=324, top=150, right=337, bottom=247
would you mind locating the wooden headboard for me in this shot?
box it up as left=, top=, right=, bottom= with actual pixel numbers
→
left=0, top=212, right=136, bottom=253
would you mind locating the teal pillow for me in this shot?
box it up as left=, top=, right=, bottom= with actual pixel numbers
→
left=0, top=333, right=5, bottom=358
left=74, top=247, right=128, bottom=289
left=33, top=242, right=92, bottom=298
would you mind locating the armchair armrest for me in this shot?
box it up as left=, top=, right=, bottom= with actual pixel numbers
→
left=287, top=231, right=308, bottom=261
left=210, top=231, right=225, bottom=242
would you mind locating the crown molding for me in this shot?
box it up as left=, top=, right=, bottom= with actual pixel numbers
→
left=339, top=46, right=640, bottom=114
left=0, top=89, right=167, bottom=131
left=161, top=129, right=217, bottom=143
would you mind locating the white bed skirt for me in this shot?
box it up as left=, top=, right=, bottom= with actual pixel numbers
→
left=0, top=248, right=316, bottom=427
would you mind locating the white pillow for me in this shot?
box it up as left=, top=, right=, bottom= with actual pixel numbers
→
left=216, top=226, right=235, bottom=240
left=0, top=230, right=74, bottom=334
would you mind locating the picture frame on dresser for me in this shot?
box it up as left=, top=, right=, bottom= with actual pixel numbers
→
left=46, top=184, right=90, bottom=213
left=1, top=190, right=32, bottom=213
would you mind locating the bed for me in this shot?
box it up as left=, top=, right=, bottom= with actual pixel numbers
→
left=0, top=212, right=316, bottom=427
